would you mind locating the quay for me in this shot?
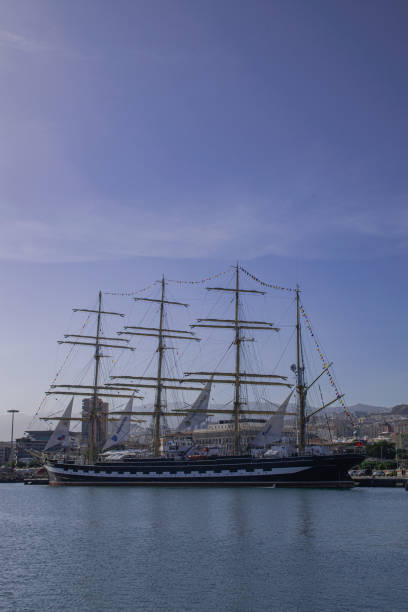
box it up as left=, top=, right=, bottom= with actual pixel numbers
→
left=352, top=476, right=407, bottom=488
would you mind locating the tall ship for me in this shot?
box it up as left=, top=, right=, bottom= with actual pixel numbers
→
left=41, top=266, right=363, bottom=487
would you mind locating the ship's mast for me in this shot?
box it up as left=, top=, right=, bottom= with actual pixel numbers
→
left=46, top=294, right=138, bottom=464
left=233, top=265, right=241, bottom=454
left=296, top=286, right=306, bottom=453
left=294, top=289, right=346, bottom=450
left=153, top=276, right=166, bottom=456
left=188, top=265, right=292, bottom=455
left=89, top=291, right=102, bottom=463
left=108, top=278, right=202, bottom=457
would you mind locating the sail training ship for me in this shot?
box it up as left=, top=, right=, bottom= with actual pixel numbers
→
left=42, top=266, right=363, bottom=487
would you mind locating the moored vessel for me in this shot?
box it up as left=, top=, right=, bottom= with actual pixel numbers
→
left=41, top=265, right=364, bottom=487
left=46, top=451, right=361, bottom=487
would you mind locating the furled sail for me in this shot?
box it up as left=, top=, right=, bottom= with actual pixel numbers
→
left=44, top=397, right=73, bottom=451
left=252, top=390, right=294, bottom=448
left=176, top=379, right=213, bottom=433
left=102, top=397, right=133, bottom=451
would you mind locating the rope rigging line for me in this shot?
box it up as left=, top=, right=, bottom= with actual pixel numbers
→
left=108, top=293, right=160, bottom=380
left=29, top=315, right=92, bottom=426
left=299, top=301, right=355, bottom=427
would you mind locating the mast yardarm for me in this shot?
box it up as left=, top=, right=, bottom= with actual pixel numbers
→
left=119, top=277, right=199, bottom=457
left=191, top=265, right=287, bottom=454
left=47, top=292, right=137, bottom=463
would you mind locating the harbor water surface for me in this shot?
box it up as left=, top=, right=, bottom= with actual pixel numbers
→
left=1, top=485, right=407, bottom=611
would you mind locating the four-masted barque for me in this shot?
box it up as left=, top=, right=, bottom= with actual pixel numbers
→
left=42, top=266, right=363, bottom=487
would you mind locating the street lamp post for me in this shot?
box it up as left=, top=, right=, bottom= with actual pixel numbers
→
left=7, top=410, right=19, bottom=470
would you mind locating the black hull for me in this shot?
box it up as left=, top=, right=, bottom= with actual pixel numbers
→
left=45, top=453, right=362, bottom=489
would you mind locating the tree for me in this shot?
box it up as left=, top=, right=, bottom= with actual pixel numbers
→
left=365, top=440, right=395, bottom=460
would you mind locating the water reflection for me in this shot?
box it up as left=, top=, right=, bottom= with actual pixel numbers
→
left=295, top=491, right=314, bottom=539
left=0, top=486, right=407, bottom=611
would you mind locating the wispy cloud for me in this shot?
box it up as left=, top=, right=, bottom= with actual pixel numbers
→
left=0, top=194, right=406, bottom=263
left=0, top=27, right=92, bottom=61
left=0, top=6, right=406, bottom=265
left=0, top=29, right=51, bottom=53
left=0, top=116, right=406, bottom=263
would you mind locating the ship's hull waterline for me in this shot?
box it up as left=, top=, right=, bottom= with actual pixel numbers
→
left=45, top=453, right=362, bottom=488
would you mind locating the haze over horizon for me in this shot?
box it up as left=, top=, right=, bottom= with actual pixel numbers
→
left=0, top=0, right=407, bottom=439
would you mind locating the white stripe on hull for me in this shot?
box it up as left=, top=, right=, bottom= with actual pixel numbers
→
left=47, top=465, right=309, bottom=480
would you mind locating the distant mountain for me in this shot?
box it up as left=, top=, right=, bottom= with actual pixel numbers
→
left=347, top=403, right=390, bottom=415
left=391, top=404, right=408, bottom=416
left=140, top=401, right=394, bottom=417
left=167, top=401, right=394, bottom=417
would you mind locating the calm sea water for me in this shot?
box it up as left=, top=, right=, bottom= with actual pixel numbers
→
left=0, top=485, right=407, bottom=612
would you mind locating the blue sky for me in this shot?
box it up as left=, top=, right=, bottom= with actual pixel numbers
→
left=0, top=1, right=407, bottom=437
